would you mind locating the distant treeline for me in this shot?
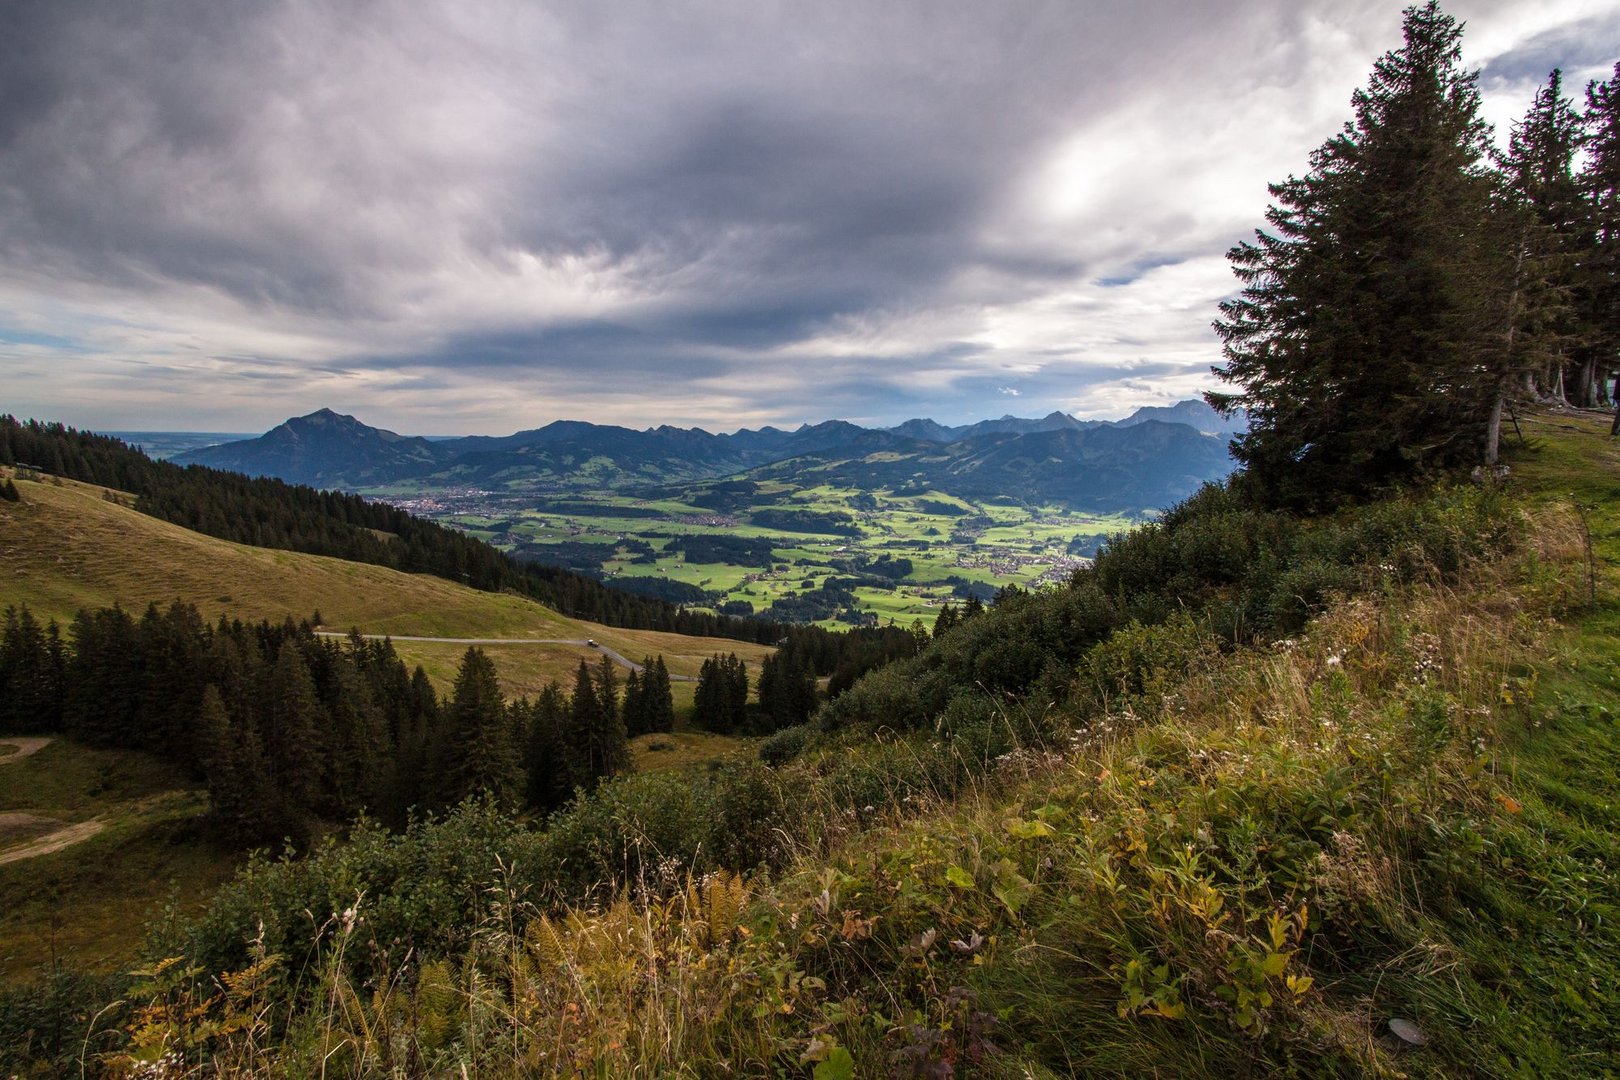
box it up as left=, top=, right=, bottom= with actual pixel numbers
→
left=0, top=417, right=913, bottom=670
left=0, top=600, right=674, bottom=845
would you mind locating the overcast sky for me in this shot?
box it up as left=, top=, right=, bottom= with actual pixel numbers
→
left=1, top=1, right=1614, bottom=435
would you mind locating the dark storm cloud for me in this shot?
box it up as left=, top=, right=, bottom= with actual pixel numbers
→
left=1478, top=11, right=1620, bottom=87
left=0, top=0, right=1604, bottom=431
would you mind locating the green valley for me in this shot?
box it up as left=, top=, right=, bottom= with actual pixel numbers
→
left=400, top=480, right=1130, bottom=628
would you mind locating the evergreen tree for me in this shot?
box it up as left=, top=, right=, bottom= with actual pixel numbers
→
left=1210, top=2, right=1504, bottom=506
left=438, top=647, right=522, bottom=808
left=0, top=607, right=63, bottom=734
left=758, top=649, right=817, bottom=732
left=258, top=643, right=323, bottom=826
left=195, top=685, right=277, bottom=844
left=384, top=666, right=441, bottom=823
left=0, top=478, right=18, bottom=502
left=1496, top=68, right=1586, bottom=436
left=318, top=656, right=390, bottom=818
left=525, top=682, right=569, bottom=811
left=646, top=656, right=676, bottom=733
left=567, top=657, right=628, bottom=790
left=63, top=606, right=141, bottom=745
left=695, top=653, right=749, bottom=732
left=727, top=653, right=749, bottom=729
left=621, top=667, right=646, bottom=738
left=593, top=653, right=621, bottom=733
left=1582, top=63, right=1620, bottom=429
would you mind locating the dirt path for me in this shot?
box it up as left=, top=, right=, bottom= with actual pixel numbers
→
left=0, top=816, right=105, bottom=865
left=0, top=736, right=52, bottom=764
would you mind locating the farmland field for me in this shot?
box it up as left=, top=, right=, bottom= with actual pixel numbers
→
left=373, top=478, right=1136, bottom=628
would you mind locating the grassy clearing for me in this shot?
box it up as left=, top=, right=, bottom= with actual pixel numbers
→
left=629, top=730, right=750, bottom=774
left=0, top=741, right=238, bottom=983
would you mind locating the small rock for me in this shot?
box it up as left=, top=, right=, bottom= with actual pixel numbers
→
left=1387, top=1018, right=1428, bottom=1047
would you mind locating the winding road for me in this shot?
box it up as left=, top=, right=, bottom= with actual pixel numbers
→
left=314, top=632, right=698, bottom=680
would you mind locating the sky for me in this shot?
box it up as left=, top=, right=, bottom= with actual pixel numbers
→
left=1, top=1, right=1615, bottom=436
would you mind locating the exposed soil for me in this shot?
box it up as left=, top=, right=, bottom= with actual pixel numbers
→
left=0, top=813, right=105, bottom=865
left=0, top=737, right=52, bottom=764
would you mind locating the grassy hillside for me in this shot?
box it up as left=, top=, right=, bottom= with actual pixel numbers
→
left=48, top=409, right=1613, bottom=1078
left=0, top=472, right=773, bottom=993
left=0, top=469, right=771, bottom=698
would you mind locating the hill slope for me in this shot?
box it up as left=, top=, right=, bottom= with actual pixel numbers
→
left=0, top=470, right=770, bottom=693
left=62, top=411, right=1615, bottom=1078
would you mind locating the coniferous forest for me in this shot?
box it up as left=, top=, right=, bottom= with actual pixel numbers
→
left=0, top=602, right=677, bottom=844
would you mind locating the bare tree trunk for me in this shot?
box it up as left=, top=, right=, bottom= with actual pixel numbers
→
left=1611, top=397, right=1620, bottom=437
left=1577, top=356, right=1599, bottom=408
left=1485, top=389, right=1504, bottom=464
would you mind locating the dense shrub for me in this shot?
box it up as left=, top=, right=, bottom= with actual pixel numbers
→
left=759, top=723, right=816, bottom=766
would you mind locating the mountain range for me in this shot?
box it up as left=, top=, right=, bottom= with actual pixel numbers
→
left=174, top=400, right=1245, bottom=512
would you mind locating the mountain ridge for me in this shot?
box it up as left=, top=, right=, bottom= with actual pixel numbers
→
left=174, top=400, right=1245, bottom=511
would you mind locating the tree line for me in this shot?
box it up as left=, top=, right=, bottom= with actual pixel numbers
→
left=1211, top=3, right=1620, bottom=508
left=0, top=602, right=673, bottom=845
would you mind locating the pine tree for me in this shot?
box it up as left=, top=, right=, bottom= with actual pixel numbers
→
left=1582, top=63, right=1620, bottom=429
left=593, top=653, right=620, bottom=733
left=1210, top=2, right=1504, bottom=506
left=757, top=649, right=817, bottom=732
left=525, top=682, right=569, bottom=811
left=195, top=685, right=277, bottom=843
left=319, top=656, right=390, bottom=818
left=258, top=643, right=322, bottom=822
left=621, top=667, right=646, bottom=738
left=568, top=657, right=627, bottom=790
left=647, top=656, right=676, bottom=733
left=1496, top=68, right=1586, bottom=437
left=438, top=647, right=522, bottom=808
left=593, top=653, right=630, bottom=779
left=0, top=607, right=63, bottom=734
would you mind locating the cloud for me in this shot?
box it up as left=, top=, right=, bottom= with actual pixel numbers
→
left=0, top=0, right=1605, bottom=433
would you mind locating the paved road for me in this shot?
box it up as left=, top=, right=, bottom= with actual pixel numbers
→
left=315, top=632, right=697, bottom=681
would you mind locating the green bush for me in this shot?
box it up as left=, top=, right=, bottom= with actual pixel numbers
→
left=759, top=723, right=815, bottom=766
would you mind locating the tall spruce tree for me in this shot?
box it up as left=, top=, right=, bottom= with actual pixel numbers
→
left=621, top=667, right=646, bottom=738
left=1210, top=2, right=1504, bottom=506
left=438, top=647, right=522, bottom=808
left=525, top=681, right=570, bottom=810
left=258, top=643, right=323, bottom=838
left=642, top=656, right=676, bottom=734
left=196, top=685, right=278, bottom=844
left=1495, top=68, right=1586, bottom=448
left=1582, top=63, right=1620, bottom=431
left=568, top=657, right=628, bottom=790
